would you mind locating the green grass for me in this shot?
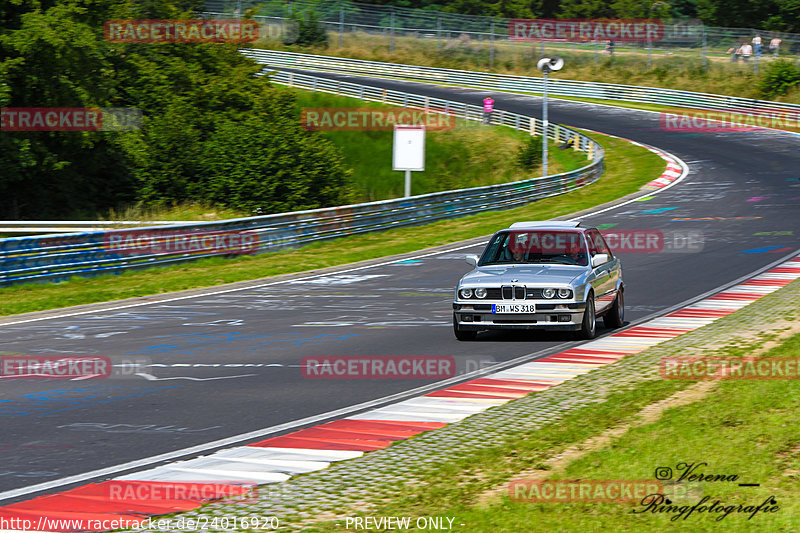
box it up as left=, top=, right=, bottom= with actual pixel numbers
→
left=400, top=333, right=800, bottom=532
left=90, top=91, right=586, bottom=220
left=0, top=131, right=662, bottom=317
left=302, top=305, right=800, bottom=532
left=291, top=90, right=588, bottom=202
left=100, top=202, right=251, bottom=222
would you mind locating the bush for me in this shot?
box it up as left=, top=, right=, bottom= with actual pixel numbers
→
left=759, top=60, right=800, bottom=97
left=516, top=136, right=543, bottom=170
left=284, top=11, right=329, bottom=47
left=0, top=0, right=355, bottom=218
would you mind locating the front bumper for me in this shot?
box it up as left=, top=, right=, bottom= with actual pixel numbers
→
left=453, top=301, right=587, bottom=331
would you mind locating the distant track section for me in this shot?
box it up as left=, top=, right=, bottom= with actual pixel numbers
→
left=243, top=49, right=800, bottom=122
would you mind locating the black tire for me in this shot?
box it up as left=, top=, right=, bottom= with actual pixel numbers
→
left=577, top=296, right=596, bottom=340
left=453, top=314, right=477, bottom=341
left=603, top=290, right=625, bottom=328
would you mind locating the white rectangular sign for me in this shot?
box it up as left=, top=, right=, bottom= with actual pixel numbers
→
left=393, top=125, right=425, bottom=171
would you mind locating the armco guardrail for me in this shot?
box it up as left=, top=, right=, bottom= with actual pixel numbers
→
left=0, top=221, right=187, bottom=235
left=244, top=49, right=800, bottom=119
left=0, top=73, right=603, bottom=286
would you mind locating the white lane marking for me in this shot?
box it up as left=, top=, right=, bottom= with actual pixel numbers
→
left=134, top=372, right=257, bottom=381
left=0, top=359, right=513, bottom=502
left=288, top=274, right=389, bottom=285
left=4, top=254, right=796, bottom=502
left=0, top=243, right=484, bottom=327
left=143, top=363, right=286, bottom=368
left=0, top=132, right=690, bottom=329
left=0, top=129, right=786, bottom=503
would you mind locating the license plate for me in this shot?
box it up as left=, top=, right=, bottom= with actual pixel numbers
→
left=492, top=303, right=536, bottom=313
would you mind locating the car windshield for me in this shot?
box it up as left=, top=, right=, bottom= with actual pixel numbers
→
left=480, top=230, right=588, bottom=266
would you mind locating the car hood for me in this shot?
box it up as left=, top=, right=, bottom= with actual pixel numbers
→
left=460, top=265, right=584, bottom=286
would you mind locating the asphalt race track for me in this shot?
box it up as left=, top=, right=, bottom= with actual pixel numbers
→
left=1, top=70, right=798, bottom=503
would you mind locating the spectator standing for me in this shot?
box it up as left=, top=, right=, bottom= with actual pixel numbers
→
left=606, top=39, right=615, bottom=56
left=769, top=37, right=781, bottom=57
left=752, top=34, right=762, bottom=57
left=482, top=96, right=494, bottom=124
left=741, top=43, right=752, bottom=62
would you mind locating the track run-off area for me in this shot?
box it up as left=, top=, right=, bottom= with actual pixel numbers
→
left=1, top=63, right=798, bottom=523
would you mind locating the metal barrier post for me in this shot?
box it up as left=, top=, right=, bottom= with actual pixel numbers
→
left=390, top=11, right=395, bottom=53
left=339, top=5, right=344, bottom=47
left=436, top=16, right=441, bottom=53
left=490, top=22, right=495, bottom=68
left=701, top=25, right=708, bottom=72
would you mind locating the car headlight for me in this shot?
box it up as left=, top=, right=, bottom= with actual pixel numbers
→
left=558, top=288, right=572, bottom=299
left=542, top=288, right=555, bottom=299
left=459, top=288, right=473, bottom=299
left=474, top=287, right=487, bottom=299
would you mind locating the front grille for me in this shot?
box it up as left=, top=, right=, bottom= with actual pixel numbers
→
left=501, top=286, right=526, bottom=300
left=486, top=288, right=502, bottom=299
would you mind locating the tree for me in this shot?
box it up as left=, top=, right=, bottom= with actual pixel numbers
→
left=0, top=0, right=352, bottom=218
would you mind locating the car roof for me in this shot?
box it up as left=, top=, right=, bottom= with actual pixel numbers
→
left=507, top=221, right=584, bottom=230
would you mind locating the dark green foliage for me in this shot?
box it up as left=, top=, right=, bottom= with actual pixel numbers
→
left=516, top=135, right=543, bottom=170
left=284, top=10, right=329, bottom=47
left=0, top=0, right=349, bottom=218
left=357, top=0, right=797, bottom=31
left=759, top=60, right=800, bottom=97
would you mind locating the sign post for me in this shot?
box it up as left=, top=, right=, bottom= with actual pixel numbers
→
left=393, top=125, right=425, bottom=198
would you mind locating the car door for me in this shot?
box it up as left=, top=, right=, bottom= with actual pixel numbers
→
left=586, top=229, right=615, bottom=313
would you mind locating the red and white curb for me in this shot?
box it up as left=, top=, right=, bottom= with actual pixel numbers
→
left=643, top=151, right=683, bottom=189
left=2, top=254, right=797, bottom=531
left=576, top=130, right=685, bottom=192
left=617, top=137, right=682, bottom=190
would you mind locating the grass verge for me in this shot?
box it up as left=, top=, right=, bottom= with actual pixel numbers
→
left=94, top=92, right=584, bottom=221
left=0, top=131, right=663, bottom=317
left=291, top=90, right=587, bottom=202
left=295, top=278, right=800, bottom=533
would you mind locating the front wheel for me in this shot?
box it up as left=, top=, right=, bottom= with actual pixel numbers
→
left=453, top=314, right=477, bottom=341
left=576, top=296, right=596, bottom=340
left=603, top=290, right=624, bottom=328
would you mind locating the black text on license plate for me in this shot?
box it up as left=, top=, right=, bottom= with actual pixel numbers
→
left=492, top=303, right=535, bottom=313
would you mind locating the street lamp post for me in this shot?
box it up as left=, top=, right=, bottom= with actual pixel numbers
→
left=542, top=67, right=549, bottom=177
left=536, top=56, right=563, bottom=178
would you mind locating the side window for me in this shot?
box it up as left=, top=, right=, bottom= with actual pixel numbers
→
left=594, top=231, right=612, bottom=257
left=587, top=230, right=612, bottom=262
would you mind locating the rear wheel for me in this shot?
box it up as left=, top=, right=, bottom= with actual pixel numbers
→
left=453, top=314, right=477, bottom=341
left=577, top=296, right=596, bottom=340
left=603, top=290, right=624, bottom=328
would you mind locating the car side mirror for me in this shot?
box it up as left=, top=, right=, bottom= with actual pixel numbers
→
left=465, top=254, right=479, bottom=267
left=591, top=253, right=609, bottom=268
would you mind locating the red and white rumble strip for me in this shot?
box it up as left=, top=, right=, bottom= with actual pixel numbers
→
left=616, top=137, right=682, bottom=190
left=1, top=254, right=797, bottom=531
left=643, top=151, right=683, bottom=189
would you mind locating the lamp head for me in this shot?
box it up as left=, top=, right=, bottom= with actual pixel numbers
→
left=536, top=56, right=564, bottom=72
